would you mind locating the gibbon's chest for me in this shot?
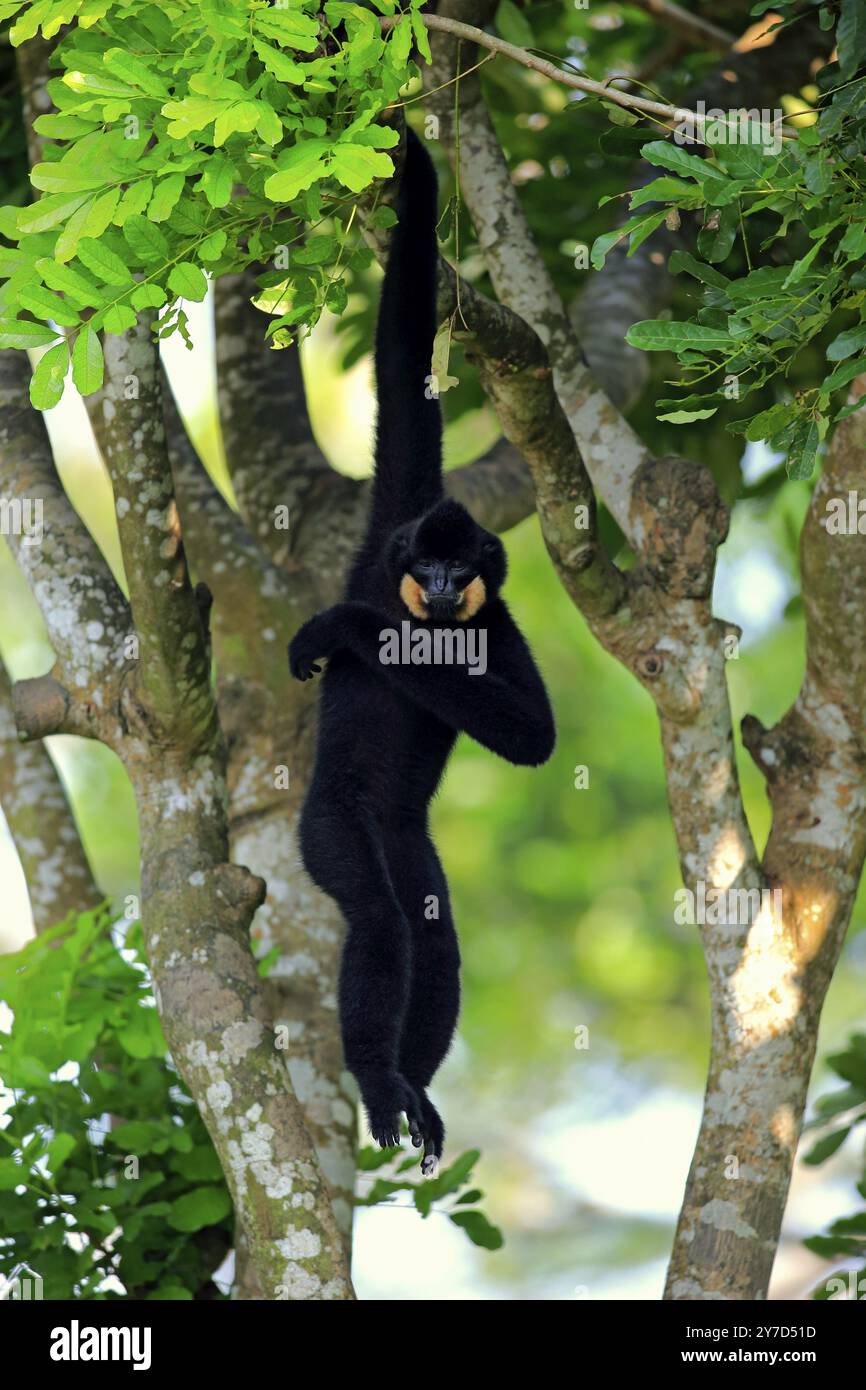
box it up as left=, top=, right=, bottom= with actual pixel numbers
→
left=319, top=650, right=456, bottom=794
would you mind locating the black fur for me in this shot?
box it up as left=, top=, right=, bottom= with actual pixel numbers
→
left=289, top=129, right=555, bottom=1170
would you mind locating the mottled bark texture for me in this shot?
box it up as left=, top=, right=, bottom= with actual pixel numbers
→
left=664, top=399, right=866, bottom=1299
left=419, top=3, right=865, bottom=1300
left=79, top=324, right=353, bottom=1299
left=0, top=657, right=101, bottom=930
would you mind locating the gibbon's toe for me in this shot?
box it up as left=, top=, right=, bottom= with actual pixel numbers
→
left=421, top=1153, right=439, bottom=1179
left=369, top=1115, right=401, bottom=1150
left=415, top=1090, right=445, bottom=1160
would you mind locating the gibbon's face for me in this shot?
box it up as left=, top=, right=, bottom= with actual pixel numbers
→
left=390, top=499, right=506, bottom=622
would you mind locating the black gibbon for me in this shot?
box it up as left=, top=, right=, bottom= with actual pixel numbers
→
left=288, top=128, right=555, bottom=1172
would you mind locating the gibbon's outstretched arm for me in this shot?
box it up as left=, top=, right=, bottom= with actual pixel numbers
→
left=369, top=128, right=443, bottom=538
left=289, top=600, right=556, bottom=767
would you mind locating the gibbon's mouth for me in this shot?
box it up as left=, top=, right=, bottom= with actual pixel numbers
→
left=399, top=574, right=487, bottom=622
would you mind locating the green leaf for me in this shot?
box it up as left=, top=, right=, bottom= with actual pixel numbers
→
left=668, top=250, right=730, bottom=289
left=168, top=262, right=208, bottom=302
left=255, top=6, right=321, bottom=51
left=822, top=355, right=866, bottom=396
left=841, top=221, right=866, bottom=260
left=167, top=1185, right=232, bottom=1233
left=827, top=325, right=866, bottom=362
left=214, top=101, right=261, bottom=148
left=17, top=191, right=91, bottom=236
left=449, top=1209, right=504, bottom=1250
left=253, top=39, right=305, bottom=84
left=170, top=1147, right=224, bottom=1183
left=745, top=402, right=799, bottom=442
left=102, top=47, right=169, bottom=99
left=331, top=142, right=394, bottom=192
left=101, top=303, right=138, bottom=335
left=591, top=210, right=667, bottom=270
left=0, top=318, right=60, bottom=349
left=123, top=214, right=169, bottom=262
left=198, top=155, right=235, bottom=209
left=76, top=237, right=133, bottom=286
left=803, top=1127, right=852, bottom=1165
left=46, top=1132, right=77, bottom=1174
left=811, top=1084, right=866, bottom=1121
left=626, top=320, right=731, bottom=353
left=787, top=416, right=822, bottom=480
left=29, top=340, right=70, bottom=410
left=30, top=161, right=106, bottom=195
left=630, top=176, right=703, bottom=209
left=838, top=0, right=866, bottom=80
left=147, top=1284, right=194, bottom=1300
left=130, top=283, right=167, bottom=310
left=162, top=96, right=224, bottom=139
left=827, top=1039, right=866, bottom=1088
left=264, top=140, right=330, bottom=201
left=657, top=407, right=718, bottom=424
left=148, top=174, right=185, bottom=223
left=641, top=140, right=715, bottom=183
left=117, top=1006, right=166, bottom=1059
left=411, top=8, right=432, bottom=63
left=18, top=284, right=81, bottom=327
left=294, top=235, right=339, bottom=266
left=0, top=1158, right=22, bottom=1191
left=71, top=324, right=104, bottom=395
left=199, top=231, right=227, bottom=261
left=80, top=187, right=122, bottom=241
left=255, top=101, right=284, bottom=146
left=783, top=236, right=828, bottom=289
left=697, top=204, right=738, bottom=263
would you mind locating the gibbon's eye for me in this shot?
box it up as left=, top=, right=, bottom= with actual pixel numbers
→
left=415, top=558, right=435, bottom=571
left=482, top=540, right=498, bottom=555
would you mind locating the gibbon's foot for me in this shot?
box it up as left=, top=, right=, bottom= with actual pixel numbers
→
left=407, top=1088, right=445, bottom=1177
left=359, top=1070, right=423, bottom=1150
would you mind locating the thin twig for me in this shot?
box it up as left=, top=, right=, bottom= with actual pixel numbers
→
left=381, top=12, right=795, bottom=138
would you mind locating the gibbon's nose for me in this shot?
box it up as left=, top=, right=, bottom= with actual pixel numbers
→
left=424, top=563, right=457, bottom=605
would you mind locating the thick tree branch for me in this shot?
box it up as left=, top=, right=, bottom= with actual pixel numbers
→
left=80, top=321, right=353, bottom=1299
left=87, top=324, right=220, bottom=750
left=664, top=397, right=866, bottom=1300
left=214, top=270, right=331, bottom=567
left=163, top=365, right=359, bottom=1287
left=0, top=656, right=102, bottom=930
left=0, top=350, right=131, bottom=742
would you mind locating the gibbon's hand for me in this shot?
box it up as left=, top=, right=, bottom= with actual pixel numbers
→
left=288, top=611, right=339, bottom=681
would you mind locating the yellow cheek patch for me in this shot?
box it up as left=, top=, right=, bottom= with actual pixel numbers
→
left=399, top=573, right=428, bottom=620
left=456, top=576, right=486, bottom=621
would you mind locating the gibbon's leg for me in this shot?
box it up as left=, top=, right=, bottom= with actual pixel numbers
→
left=300, top=800, right=422, bottom=1147
left=386, top=827, right=460, bottom=1171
